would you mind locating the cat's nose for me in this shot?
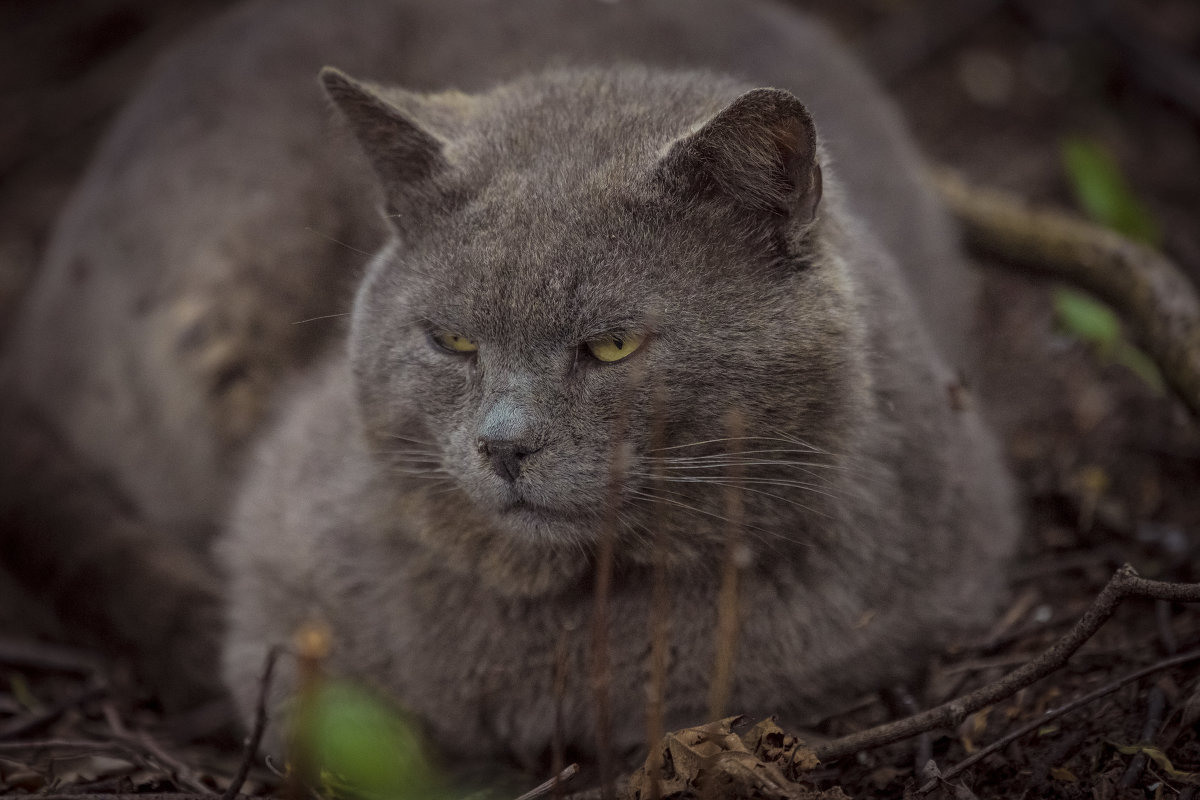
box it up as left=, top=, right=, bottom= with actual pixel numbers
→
left=478, top=438, right=541, bottom=483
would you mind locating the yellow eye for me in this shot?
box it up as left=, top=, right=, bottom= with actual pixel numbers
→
left=586, top=332, right=644, bottom=363
left=432, top=330, right=478, bottom=353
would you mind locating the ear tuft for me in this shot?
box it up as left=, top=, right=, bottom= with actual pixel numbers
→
left=659, top=88, right=822, bottom=225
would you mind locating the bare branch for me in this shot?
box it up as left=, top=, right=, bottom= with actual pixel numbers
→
left=814, top=565, right=1200, bottom=762
left=221, top=645, right=283, bottom=800
left=933, top=167, right=1200, bottom=418
left=918, top=648, right=1199, bottom=794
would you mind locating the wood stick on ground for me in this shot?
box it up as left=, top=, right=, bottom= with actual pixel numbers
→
left=0, top=683, right=106, bottom=741
left=917, top=648, right=1200, bottom=794
left=0, top=738, right=124, bottom=752
left=222, top=645, right=283, bottom=800
left=1118, top=684, right=1167, bottom=788
left=0, top=637, right=101, bottom=675
left=814, top=564, right=1200, bottom=762
left=102, top=703, right=215, bottom=796
left=932, top=167, right=1200, bottom=419
left=513, top=763, right=580, bottom=800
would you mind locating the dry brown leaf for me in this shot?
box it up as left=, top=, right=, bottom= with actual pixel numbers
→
left=742, top=718, right=819, bottom=773
left=958, top=706, right=991, bottom=754
left=866, top=765, right=905, bottom=789
left=1110, top=743, right=1200, bottom=782
left=627, top=717, right=828, bottom=800
left=1049, top=766, right=1078, bottom=782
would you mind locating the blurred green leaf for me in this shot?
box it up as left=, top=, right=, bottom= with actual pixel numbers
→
left=1060, top=136, right=1161, bottom=246
left=300, top=682, right=447, bottom=800
left=1052, top=287, right=1164, bottom=394
left=1055, top=136, right=1165, bottom=394
left=1111, top=339, right=1165, bottom=394
left=1053, top=287, right=1121, bottom=347
left=8, top=672, right=39, bottom=711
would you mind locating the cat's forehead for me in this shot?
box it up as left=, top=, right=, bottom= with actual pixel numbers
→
left=397, top=69, right=777, bottom=341
left=419, top=185, right=669, bottom=342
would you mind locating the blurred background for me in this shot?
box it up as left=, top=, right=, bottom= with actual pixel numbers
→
left=2, top=0, right=1197, bottom=315
left=0, top=1, right=1197, bottom=796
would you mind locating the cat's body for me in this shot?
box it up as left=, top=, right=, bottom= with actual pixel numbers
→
left=3, top=0, right=1018, bottom=771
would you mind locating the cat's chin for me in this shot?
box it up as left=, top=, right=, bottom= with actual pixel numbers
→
left=491, top=500, right=597, bottom=547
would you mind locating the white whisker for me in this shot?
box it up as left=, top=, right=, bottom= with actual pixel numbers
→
left=304, top=226, right=375, bottom=257
left=624, top=486, right=804, bottom=548
left=648, top=435, right=825, bottom=454
left=291, top=312, right=351, bottom=326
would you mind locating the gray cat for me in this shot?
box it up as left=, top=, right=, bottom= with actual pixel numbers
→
left=3, top=0, right=1018, bottom=773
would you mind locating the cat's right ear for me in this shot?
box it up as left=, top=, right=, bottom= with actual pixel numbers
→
left=320, top=67, right=451, bottom=227
left=657, top=88, right=822, bottom=239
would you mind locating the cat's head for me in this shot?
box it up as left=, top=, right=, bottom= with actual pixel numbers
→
left=324, top=67, right=865, bottom=568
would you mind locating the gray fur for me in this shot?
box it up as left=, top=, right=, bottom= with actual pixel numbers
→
left=4, top=0, right=1018, bottom=771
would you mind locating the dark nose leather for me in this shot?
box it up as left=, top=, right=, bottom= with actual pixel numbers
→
left=478, top=438, right=541, bottom=483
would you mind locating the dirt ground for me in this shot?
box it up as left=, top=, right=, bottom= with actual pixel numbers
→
left=1, top=0, right=1198, bottom=798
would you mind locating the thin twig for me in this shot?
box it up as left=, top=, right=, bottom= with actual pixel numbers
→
left=0, top=683, right=107, bottom=741
left=645, top=384, right=672, bottom=800
left=513, top=763, right=580, bottom=800
left=102, top=703, right=216, bottom=796
left=552, top=629, right=569, bottom=800
left=1118, top=685, right=1168, bottom=788
left=708, top=410, right=745, bottom=720
left=0, top=738, right=120, bottom=752
left=917, top=648, right=1200, bottom=794
left=0, top=637, right=101, bottom=675
left=222, top=646, right=282, bottom=800
left=815, top=565, right=1200, bottom=761
left=886, top=684, right=932, bottom=776
left=592, top=360, right=643, bottom=800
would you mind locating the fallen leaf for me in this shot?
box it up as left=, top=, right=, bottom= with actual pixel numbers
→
left=628, top=717, right=825, bottom=800
left=1050, top=766, right=1078, bottom=782
left=1110, top=743, right=1200, bottom=782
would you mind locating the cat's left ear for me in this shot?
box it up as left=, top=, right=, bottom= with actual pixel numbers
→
left=658, top=88, right=822, bottom=230
left=320, top=67, right=465, bottom=231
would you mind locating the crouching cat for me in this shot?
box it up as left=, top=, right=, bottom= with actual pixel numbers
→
left=5, top=0, right=1019, bottom=774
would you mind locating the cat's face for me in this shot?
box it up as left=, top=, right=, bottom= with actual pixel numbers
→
left=332, top=68, right=859, bottom=557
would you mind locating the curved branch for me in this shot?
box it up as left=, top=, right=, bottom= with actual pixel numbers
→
left=932, top=167, right=1200, bottom=419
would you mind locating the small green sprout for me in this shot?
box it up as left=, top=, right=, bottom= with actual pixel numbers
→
left=1056, top=136, right=1165, bottom=393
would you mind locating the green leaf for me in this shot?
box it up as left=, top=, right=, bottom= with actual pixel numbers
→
left=1053, top=287, right=1121, bottom=348
left=1111, top=339, right=1165, bottom=394
left=1053, top=137, right=1168, bottom=394
left=300, top=682, right=447, bottom=800
left=1060, top=136, right=1161, bottom=246
left=1052, top=288, right=1164, bottom=394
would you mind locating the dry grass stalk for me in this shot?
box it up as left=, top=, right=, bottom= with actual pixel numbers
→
left=707, top=410, right=746, bottom=721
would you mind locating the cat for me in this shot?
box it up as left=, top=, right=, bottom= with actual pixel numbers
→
left=2, top=0, right=1018, bottom=773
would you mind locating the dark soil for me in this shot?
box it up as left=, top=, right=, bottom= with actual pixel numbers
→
left=1, top=1, right=1198, bottom=798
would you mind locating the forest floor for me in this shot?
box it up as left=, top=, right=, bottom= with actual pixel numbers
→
left=1, top=0, right=1198, bottom=798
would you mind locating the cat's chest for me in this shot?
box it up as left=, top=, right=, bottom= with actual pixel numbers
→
left=372, top=562, right=732, bottom=759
